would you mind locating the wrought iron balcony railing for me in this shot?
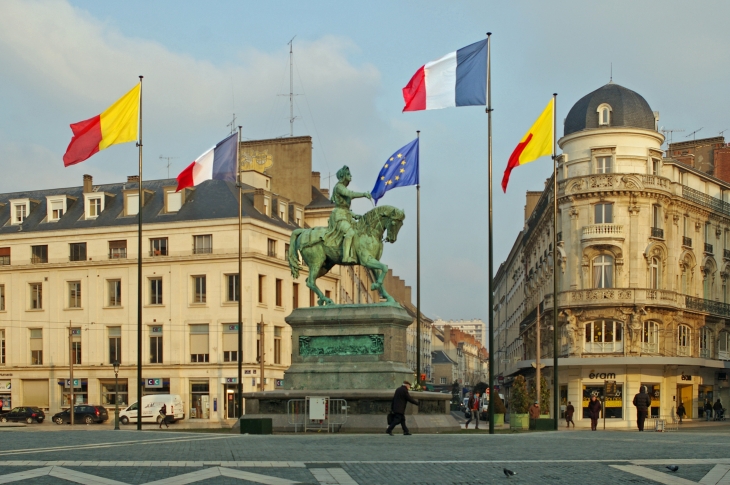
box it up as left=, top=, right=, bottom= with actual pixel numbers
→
left=705, top=243, right=714, bottom=254
left=683, top=236, right=692, bottom=247
left=651, top=227, right=664, bottom=238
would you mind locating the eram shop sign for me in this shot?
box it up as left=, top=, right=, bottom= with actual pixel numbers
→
left=588, top=372, right=615, bottom=380
left=582, top=369, right=623, bottom=380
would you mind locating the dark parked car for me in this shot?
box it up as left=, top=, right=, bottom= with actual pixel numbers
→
left=0, top=406, right=45, bottom=424
left=52, top=405, right=109, bottom=425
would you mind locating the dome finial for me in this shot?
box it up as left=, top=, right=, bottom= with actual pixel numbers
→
left=609, top=62, right=613, bottom=84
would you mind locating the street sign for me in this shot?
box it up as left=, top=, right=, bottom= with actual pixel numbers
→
left=146, top=378, right=162, bottom=388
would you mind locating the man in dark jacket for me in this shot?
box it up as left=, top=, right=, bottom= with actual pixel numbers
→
left=386, top=381, right=419, bottom=435
left=632, top=386, right=651, bottom=431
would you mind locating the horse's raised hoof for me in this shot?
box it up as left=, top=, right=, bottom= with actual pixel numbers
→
left=371, top=283, right=380, bottom=291
left=318, top=298, right=334, bottom=306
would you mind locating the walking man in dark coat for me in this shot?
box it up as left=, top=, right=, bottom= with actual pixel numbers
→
left=386, top=381, right=419, bottom=435
left=632, top=386, right=651, bottom=431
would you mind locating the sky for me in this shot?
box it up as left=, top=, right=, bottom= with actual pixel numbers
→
left=2, top=0, right=730, bottom=324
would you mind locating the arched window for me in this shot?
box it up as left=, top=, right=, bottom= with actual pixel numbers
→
left=700, top=327, right=712, bottom=358
left=597, top=103, right=612, bottom=126
left=650, top=257, right=661, bottom=289
left=593, top=255, right=614, bottom=288
left=585, top=320, right=623, bottom=353
left=719, top=331, right=730, bottom=361
left=677, top=324, right=691, bottom=356
left=642, top=321, right=659, bottom=353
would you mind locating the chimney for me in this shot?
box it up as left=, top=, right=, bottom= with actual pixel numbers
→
left=320, top=188, right=329, bottom=198
left=253, top=188, right=266, bottom=214
left=404, top=286, right=412, bottom=307
left=127, top=175, right=140, bottom=184
left=83, top=174, right=93, bottom=193
left=311, top=171, right=321, bottom=190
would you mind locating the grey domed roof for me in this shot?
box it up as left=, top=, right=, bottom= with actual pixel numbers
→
left=564, top=83, right=656, bottom=136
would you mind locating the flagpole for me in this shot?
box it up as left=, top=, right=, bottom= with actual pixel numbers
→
left=136, top=75, right=144, bottom=431
left=552, top=92, right=559, bottom=431
left=416, top=130, right=421, bottom=388
left=486, top=32, right=495, bottom=434
left=237, top=125, right=243, bottom=420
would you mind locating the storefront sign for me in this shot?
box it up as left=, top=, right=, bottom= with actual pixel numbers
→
left=0, top=373, right=13, bottom=377
left=70, top=328, right=81, bottom=336
left=60, top=379, right=82, bottom=389
left=244, top=370, right=251, bottom=375
left=227, top=325, right=239, bottom=331
left=146, top=378, right=162, bottom=388
left=275, top=379, right=284, bottom=388
left=224, top=378, right=237, bottom=384
left=680, top=374, right=693, bottom=381
left=588, top=372, right=616, bottom=380
left=0, top=381, right=10, bottom=391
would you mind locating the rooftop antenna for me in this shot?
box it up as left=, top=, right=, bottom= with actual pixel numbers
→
left=278, top=36, right=300, bottom=137
left=610, top=62, right=612, bottom=83
left=720, top=129, right=729, bottom=137
left=159, top=156, right=177, bottom=178
left=686, top=127, right=703, bottom=141
left=660, top=128, right=685, bottom=146
left=226, top=113, right=237, bottom=136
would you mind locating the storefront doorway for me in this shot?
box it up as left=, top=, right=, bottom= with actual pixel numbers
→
left=677, top=384, right=693, bottom=418
left=0, top=380, right=11, bottom=411
left=559, top=385, right=568, bottom=419
left=190, top=381, right=209, bottom=419
left=224, top=384, right=240, bottom=419
left=642, top=383, right=661, bottom=418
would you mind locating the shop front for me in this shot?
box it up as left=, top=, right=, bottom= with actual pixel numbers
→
left=223, top=379, right=240, bottom=419
left=101, top=379, right=128, bottom=407
left=143, top=378, right=170, bottom=396
left=190, top=380, right=210, bottom=419
left=58, top=378, right=88, bottom=407
left=0, top=380, right=11, bottom=411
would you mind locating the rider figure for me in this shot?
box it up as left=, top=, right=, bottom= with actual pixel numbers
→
left=325, top=166, right=372, bottom=263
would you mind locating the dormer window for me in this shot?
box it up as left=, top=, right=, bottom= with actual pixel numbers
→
left=9, top=199, right=32, bottom=225
left=597, top=103, right=612, bottom=126
left=126, top=193, right=139, bottom=216
left=166, top=190, right=182, bottom=213
left=50, top=200, right=64, bottom=220
left=45, top=195, right=74, bottom=223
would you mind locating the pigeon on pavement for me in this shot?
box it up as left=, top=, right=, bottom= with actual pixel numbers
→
left=666, top=465, right=679, bottom=472
left=503, top=468, right=517, bottom=477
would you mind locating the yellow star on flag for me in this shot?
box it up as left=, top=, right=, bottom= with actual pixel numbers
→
left=380, top=176, right=385, bottom=180
left=395, top=176, right=400, bottom=181
left=401, top=160, right=406, bottom=165
left=400, top=168, right=405, bottom=173
left=384, top=164, right=389, bottom=168
left=386, top=180, right=392, bottom=185
left=397, top=154, right=402, bottom=158
left=389, top=157, right=394, bottom=161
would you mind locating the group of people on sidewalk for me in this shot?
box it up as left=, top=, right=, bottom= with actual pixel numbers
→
left=703, top=398, right=725, bottom=421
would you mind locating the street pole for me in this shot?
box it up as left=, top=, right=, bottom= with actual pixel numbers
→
left=416, top=130, right=421, bottom=387
left=485, top=32, right=495, bottom=434
left=536, top=298, right=541, bottom=408
left=237, top=125, right=243, bottom=419
left=552, top=92, right=559, bottom=430
left=136, top=75, right=144, bottom=431
left=259, top=315, right=265, bottom=391
left=114, top=361, right=120, bottom=430
left=69, top=322, right=74, bottom=426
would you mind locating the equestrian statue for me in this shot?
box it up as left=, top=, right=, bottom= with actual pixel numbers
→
left=288, top=165, right=405, bottom=306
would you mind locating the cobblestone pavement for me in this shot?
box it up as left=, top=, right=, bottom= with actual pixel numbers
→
left=1, top=428, right=730, bottom=484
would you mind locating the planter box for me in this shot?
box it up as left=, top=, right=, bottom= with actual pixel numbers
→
left=494, top=413, right=504, bottom=426
left=239, top=418, right=272, bottom=434
left=535, top=418, right=554, bottom=430
left=510, top=413, right=529, bottom=430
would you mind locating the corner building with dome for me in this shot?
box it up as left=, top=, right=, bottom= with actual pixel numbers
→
left=493, top=82, right=730, bottom=427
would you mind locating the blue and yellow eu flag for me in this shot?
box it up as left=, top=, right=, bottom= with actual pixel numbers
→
left=371, top=138, right=419, bottom=205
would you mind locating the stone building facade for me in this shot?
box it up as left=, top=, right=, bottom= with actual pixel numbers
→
left=494, top=83, right=730, bottom=427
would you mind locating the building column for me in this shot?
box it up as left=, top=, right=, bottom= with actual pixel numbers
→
left=628, top=203, right=641, bottom=288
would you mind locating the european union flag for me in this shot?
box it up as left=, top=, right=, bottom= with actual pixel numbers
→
left=371, top=138, right=419, bottom=205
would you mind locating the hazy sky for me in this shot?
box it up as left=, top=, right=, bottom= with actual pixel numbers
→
left=1, top=0, right=730, bottom=323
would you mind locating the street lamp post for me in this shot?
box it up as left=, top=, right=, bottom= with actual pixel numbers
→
left=113, top=361, right=120, bottom=430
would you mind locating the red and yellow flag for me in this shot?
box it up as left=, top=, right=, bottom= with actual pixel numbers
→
left=501, top=98, right=554, bottom=192
left=63, top=83, right=140, bottom=167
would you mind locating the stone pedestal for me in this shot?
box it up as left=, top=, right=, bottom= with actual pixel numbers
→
left=284, top=304, right=414, bottom=390
left=239, top=305, right=459, bottom=433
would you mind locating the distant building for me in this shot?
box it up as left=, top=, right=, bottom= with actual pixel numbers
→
left=433, top=319, right=486, bottom=346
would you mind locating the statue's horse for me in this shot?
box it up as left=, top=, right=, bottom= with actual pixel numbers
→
left=288, top=205, right=405, bottom=305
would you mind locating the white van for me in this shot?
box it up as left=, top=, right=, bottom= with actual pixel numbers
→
left=119, top=394, right=184, bottom=425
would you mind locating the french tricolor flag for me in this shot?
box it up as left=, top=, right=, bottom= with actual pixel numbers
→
left=402, top=39, right=487, bottom=112
left=176, top=133, right=238, bottom=191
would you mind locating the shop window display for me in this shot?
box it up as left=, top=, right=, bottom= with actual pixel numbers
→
left=190, top=382, right=210, bottom=419
left=582, top=384, right=623, bottom=419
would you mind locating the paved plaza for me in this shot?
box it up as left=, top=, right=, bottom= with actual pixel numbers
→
left=1, top=426, right=730, bottom=484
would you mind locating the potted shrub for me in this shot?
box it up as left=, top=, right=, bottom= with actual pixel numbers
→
left=528, top=376, right=552, bottom=417
left=509, top=375, right=530, bottom=430
left=492, top=394, right=507, bottom=426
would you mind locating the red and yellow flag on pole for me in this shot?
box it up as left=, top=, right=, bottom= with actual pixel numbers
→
left=501, top=98, right=554, bottom=192
left=63, top=83, right=141, bottom=167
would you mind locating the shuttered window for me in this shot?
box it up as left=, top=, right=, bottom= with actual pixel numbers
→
left=30, top=329, right=42, bottom=364
left=190, top=324, right=209, bottom=363
left=222, top=324, right=238, bottom=362
left=22, top=380, right=49, bottom=407
left=0, top=247, right=9, bottom=266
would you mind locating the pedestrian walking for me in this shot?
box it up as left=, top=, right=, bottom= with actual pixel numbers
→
left=704, top=399, right=713, bottom=421
left=465, top=392, right=480, bottom=429
left=676, top=402, right=686, bottom=424
left=632, top=386, right=651, bottom=431
left=159, top=403, right=169, bottom=429
left=386, top=380, right=419, bottom=435
left=565, top=401, right=575, bottom=428
left=529, top=401, right=540, bottom=429
left=713, top=398, right=723, bottom=420
left=587, top=395, right=602, bottom=431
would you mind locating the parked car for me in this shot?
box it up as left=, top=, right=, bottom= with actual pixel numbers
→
left=52, top=405, right=109, bottom=425
left=119, top=394, right=184, bottom=425
left=0, top=406, right=45, bottom=424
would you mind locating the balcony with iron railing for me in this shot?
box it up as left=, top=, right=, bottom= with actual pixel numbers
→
left=682, top=236, right=692, bottom=248
left=193, top=246, right=213, bottom=255
left=683, top=185, right=730, bottom=217
left=651, top=227, right=664, bottom=239
left=705, top=243, right=714, bottom=254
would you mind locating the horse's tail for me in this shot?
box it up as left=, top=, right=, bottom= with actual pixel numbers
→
left=288, top=229, right=305, bottom=279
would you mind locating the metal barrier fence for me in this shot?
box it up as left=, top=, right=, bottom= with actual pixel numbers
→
left=287, top=397, right=348, bottom=433
left=651, top=415, right=679, bottom=432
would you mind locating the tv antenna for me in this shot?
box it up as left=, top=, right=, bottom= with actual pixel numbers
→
left=278, top=36, right=300, bottom=137
left=720, top=129, right=729, bottom=137
left=226, top=113, right=237, bottom=135
left=660, top=128, right=684, bottom=146
left=686, top=127, right=703, bottom=141
left=159, top=156, right=178, bottom=178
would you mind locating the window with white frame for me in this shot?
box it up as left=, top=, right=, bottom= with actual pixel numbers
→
left=642, top=321, right=659, bottom=353
left=88, top=197, right=101, bottom=218
left=192, top=276, right=206, bottom=304
left=652, top=205, right=661, bottom=229
left=700, top=326, right=712, bottom=358
left=592, top=255, right=614, bottom=288
left=596, top=156, right=612, bottom=174
left=222, top=324, right=238, bottom=362
left=150, top=278, right=163, bottom=305
left=597, top=104, right=611, bottom=126
left=108, top=279, right=122, bottom=307
left=30, top=329, right=42, bottom=364
left=29, top=283, right=42, bottom=309
left=193, top=235, right=212, bottom=254
left=677, top=324, right=691, bottom=356
left=165, top=190, right=182, bottom=213
left=125, top=193, right=139, bottom=216
left=584, top=320, right=623, bottom=353
left=594, top=203, right=613, bottom=224
left=650, top=257, right=661, bottom=289
left=68, top=281, right=81, bottom=308
left=13, top=203, right=26, bottom=224
left=149, top=326, right=163, bottom=363
left=226, top=274, right=239, bottom=302
left=49, top=199, right=65, bottom=221
left=108, top=326, right=121, bottom=364
left=190, top=324, right=209, bottom=363
left=652, top=158, right=660, bottom=176
left=718, top=331, right=730, bottom=360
